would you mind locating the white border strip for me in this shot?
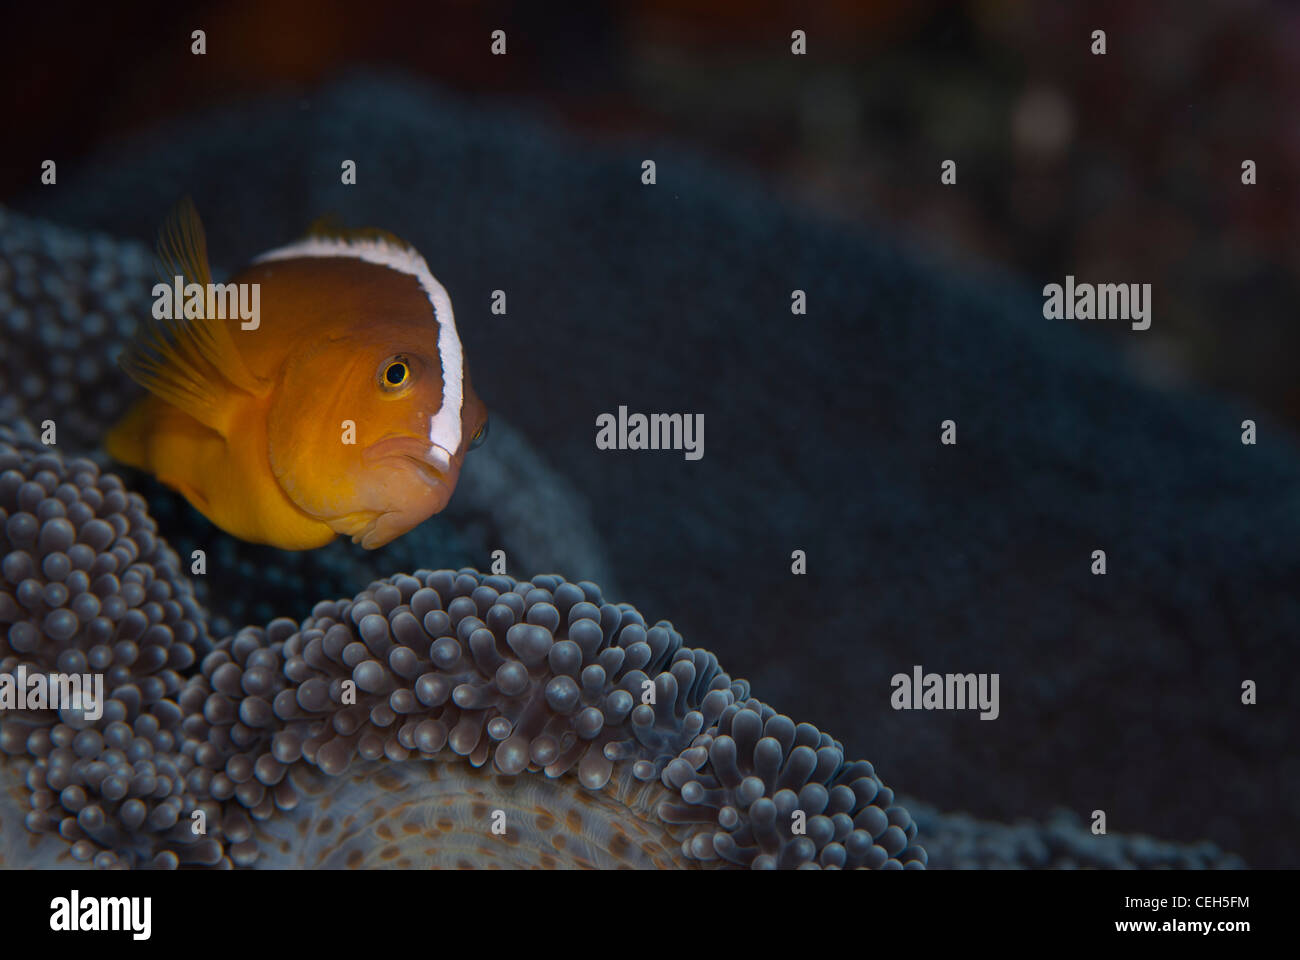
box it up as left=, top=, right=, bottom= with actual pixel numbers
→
left=253, top=237, right=463, bottom=463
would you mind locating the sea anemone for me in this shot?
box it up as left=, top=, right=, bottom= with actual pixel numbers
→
left=1, top=420, right=922, bottom=869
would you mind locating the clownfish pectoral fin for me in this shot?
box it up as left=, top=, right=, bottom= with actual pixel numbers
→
left=103, top=396, right=153, bottom=470
left=119, top=198, right=265, bottom=436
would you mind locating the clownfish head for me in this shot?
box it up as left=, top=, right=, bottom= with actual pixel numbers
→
left=254, top=237, right=488, bottom=548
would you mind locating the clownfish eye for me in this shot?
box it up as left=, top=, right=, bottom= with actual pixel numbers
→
left=469, top=417, right=489, bottom=450
left=378, top=356, right=411, bottom=392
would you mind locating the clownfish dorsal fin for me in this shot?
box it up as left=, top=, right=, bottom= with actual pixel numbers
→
left=303, top=216, right=415, bottom=252
left=304, top=212, right=346, bottom=237
left=119, top=198, right=266, bottom=435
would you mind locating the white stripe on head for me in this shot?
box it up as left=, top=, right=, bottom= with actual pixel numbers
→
left=253, top=236, right=464, bottom=460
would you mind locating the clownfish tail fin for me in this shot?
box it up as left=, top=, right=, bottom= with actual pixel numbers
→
left=119, top=198, right=264, bottom=433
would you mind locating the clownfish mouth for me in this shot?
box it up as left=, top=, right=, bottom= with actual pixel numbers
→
left=362, top=435, right=449, bottom=490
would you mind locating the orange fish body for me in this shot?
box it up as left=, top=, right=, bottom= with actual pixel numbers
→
left=106, top=203, right=487, bottom=550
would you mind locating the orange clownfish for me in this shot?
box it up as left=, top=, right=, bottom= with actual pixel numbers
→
left=106, top=201, right=488, bottom=550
